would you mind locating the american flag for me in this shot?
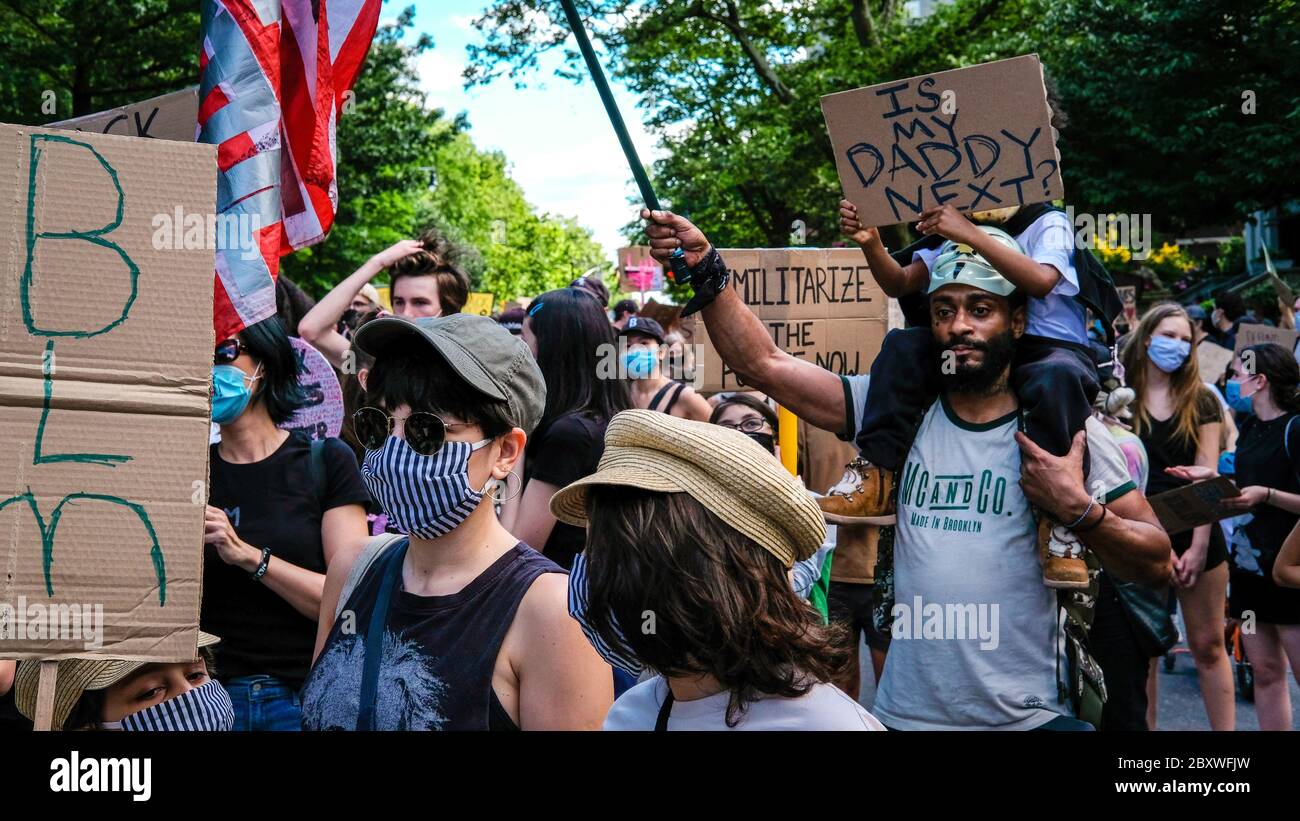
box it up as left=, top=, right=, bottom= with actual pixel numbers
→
left=199, top=0, right=381, bottom=342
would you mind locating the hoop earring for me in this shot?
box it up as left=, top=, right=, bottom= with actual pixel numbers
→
left=492, top=470, right=522, bottom=504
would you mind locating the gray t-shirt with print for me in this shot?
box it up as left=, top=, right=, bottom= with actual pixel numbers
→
left=870, top=396, right=1136, bottom=731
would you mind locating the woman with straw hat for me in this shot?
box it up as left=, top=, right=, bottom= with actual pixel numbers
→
left=13, top=632, right=233, bottom=731
left=552, top=409, right=885, bottom=730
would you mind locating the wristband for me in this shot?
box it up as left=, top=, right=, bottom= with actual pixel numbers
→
left=1267, top=488, right=1274, bottom=506
left=1076, top=504, right=1107, bottom=533
left=1064, top=497, right=1096, bottom=530
left=680, top=247, right=730, bottom=317
left=251, top=547, right=272, bottom=581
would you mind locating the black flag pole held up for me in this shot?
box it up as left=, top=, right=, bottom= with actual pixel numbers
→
left=557, top=0, right=692, bottom=286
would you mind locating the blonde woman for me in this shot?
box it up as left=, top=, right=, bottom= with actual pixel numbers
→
left=1121, top=302, right=1233, bottom=730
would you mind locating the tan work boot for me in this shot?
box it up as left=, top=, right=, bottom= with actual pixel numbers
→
left=1038, top=519, right=1090, bottom=590
left=818, top=458, right=895, bottom=525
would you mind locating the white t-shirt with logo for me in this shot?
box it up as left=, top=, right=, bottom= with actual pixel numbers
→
left=913, top=210, right=1086, bottom=344
left=604, top=676, right=886, bottom=731
left=870, top=397, right=1136, bottom=731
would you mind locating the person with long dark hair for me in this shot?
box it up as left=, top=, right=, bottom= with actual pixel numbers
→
left=551, top=410, right=884, bottom=730
left=1121, top=302, right=1233, bottom=730
left=503, top=287, right=631, bottom=570
left=1169, top=342, right=1300, bottom=729
left=204, top=316, right=371, bottom=731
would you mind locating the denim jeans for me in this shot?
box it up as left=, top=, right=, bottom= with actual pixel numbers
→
left=223, top=675, right=302, bottom=732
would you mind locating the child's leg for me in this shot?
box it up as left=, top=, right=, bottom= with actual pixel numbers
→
left=1012, top=336, right=1099, bottom=460
left=855, top=327, right=940, bottom=472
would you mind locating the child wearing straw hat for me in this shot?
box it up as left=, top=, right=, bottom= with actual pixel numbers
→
left=551, top=409, right=885, bottom=730
left=13, top=632, right=233, bottom=731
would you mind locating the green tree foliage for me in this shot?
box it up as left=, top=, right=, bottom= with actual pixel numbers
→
left=0, top=2, right=603, bottom=304
left=0, top=0, right=200, bottom=121
left=466, top=0, right=1300, bottom=255
left=276, top=7, right=605, bottom=301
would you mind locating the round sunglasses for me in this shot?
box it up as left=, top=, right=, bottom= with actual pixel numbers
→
left=353, top=407, right=477, bottom=456
left=214, top=338, right=246, bottom=365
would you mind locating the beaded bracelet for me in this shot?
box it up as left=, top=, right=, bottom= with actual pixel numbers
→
left=1064, top=496, right=1096, bottom=530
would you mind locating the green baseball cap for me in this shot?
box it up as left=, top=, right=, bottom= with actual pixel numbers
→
left=354, top=313, right=547, bottom=435
left=927, top=225, right=1021, bottom=298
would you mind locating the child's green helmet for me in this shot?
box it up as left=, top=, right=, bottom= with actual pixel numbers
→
left=926, top=226, right=1023, bottom=297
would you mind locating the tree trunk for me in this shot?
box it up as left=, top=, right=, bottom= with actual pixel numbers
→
left=850, top=0, right=880, bottom=49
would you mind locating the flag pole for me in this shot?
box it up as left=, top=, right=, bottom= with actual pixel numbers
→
left=557, top=0, right=691, bottom=286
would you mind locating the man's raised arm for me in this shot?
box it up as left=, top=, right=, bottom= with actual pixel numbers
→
left=641, top=208, right=847, bottom=434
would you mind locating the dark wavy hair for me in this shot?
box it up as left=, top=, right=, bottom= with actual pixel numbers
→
left=365, top=345, right=514, bottom=438
left=387, top=228, right=470, bottom=314
left=1240, top=342, right=1300, bottom=414
left=581, top=485, right=849, bottom=727
left=525, top=288, right=631, bottom=436
left=339, top=307, right=386, bottom=461
left=239, top=315, right=307, bottom=426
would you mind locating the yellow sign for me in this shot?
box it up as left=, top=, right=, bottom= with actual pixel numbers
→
left=465, top=292, right=495, bottom=317
left=374, top=285, right=392, bottom=311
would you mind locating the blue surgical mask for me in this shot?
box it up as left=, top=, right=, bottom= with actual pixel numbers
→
left=1146, top=336, right=1191, bottom=373
left=1218, top=450, right=1236, bottom=476
left=624, top=348, right=657, bottom=380
left=1224, top=379, right=1257, bottom=414
left=361, top=435, right=493, bottom=539
left=211, top=364, right=261, bottom=424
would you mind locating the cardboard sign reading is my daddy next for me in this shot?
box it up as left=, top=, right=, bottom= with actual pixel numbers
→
left=49, top=87, right=200, bottom=143
left=688, top=248, right=887, bottom=393
left=821, top=55, right=1063, bottom=227
left=0, top=124, right=215, bottom=660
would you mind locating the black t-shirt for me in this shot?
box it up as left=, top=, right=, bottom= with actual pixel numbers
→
left=525, top=412, right=608, bottom=570
left=1233, top=413, right=1300, bottom=573
left=301, top=542, right=562, bottom=730
left=202, top=432, right=370, bottom=687
left=1142, top=388, right=1223, bottom=497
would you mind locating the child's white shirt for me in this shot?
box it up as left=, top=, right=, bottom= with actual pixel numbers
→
left=912, top=210, right=1087, bottom=344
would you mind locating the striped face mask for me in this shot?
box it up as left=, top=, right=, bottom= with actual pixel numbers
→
left=101, top=679, right=234, bottom=731
left=361, top=435, right=493, bottom=539
left=568, top=552, right=645, bottom=678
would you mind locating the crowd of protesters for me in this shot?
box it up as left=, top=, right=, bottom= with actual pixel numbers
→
left=4, top=199, right=1300, bottom=734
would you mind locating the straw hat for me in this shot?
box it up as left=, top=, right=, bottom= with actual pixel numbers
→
left=550, top=409, right=825, bottom=568
left=15, top=631, right=221, bottom=730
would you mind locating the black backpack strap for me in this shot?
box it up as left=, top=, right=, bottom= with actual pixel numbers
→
left=648, top=381, right=677, bottom=413
left=309, top=437, right=328, bottom=509
left=661, top=383, right=687, bottom=415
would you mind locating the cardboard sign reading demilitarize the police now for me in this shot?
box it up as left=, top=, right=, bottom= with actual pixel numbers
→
left=820, top=55, right=1063, bottom=227
left=688, top=248, right=887, bottom=393
left=0, top=124, right=216, bottom=660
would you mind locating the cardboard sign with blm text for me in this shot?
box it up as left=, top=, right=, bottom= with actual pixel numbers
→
left=821, top=55, right=1063, bottom=227
left=0, top=124, right=215, bottom=660
left=686, top=248, right=887, bottom=393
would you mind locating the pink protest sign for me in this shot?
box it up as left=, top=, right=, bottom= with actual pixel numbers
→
left=619, top=245, right=665, bottom=292
left=282, top=337, right=344, bottom=441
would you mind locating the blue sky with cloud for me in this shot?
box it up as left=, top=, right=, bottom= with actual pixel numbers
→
left=386, top=0, right=659, bottom=256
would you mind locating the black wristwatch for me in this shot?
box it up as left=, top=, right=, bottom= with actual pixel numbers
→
left=251, top=547, right=272, bottom=581
left=680, top=247, right=730, bottom=317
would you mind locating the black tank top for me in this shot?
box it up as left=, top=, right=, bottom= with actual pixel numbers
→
left=300, top=542, right=562, bottom=731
